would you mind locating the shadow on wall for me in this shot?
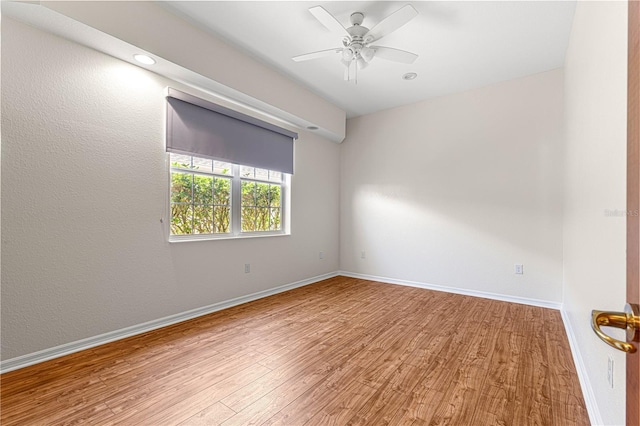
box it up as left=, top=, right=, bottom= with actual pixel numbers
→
left=341, top=70, right=565, bottom=300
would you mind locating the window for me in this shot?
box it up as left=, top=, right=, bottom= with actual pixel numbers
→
left=165, top=88, right=297, bottom=241
left=169, top=153, right=287, bottom=239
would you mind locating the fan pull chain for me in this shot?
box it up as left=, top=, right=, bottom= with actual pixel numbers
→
left=351, top=61, right=356, bottom=84
left=355, top=59, right=358, bottom=85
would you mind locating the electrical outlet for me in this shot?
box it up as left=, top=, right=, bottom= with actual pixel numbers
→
left=361, top=250, right=366, bottom=259
left=515, top=264, right=524, bottom=275
left=607, top=355, right=614, bottom=389
left=319, top=251, right=324, bottom=260
left=244, top=263, right=250, bottom=274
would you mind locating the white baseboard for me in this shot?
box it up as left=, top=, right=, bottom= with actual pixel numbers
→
left=560, top=309, right=602, bottom=426
left=338, top=271, right=562, bottom=310
left=0, top=272, right=339, bottom=374
left=2, top=270, right=599, bottom=425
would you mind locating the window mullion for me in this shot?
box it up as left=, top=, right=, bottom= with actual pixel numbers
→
left=190, top=173, right=195, bottom=235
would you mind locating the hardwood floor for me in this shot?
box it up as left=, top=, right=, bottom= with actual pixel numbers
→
left=0, top=276, right=589, bottom=425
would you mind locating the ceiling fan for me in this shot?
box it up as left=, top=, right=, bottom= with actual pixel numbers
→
left=292, top=4, right=419, bottom=82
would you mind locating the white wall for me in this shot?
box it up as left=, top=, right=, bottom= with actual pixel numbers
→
left=40, top=1, right=346, bottom=141
left=340, top=69, right=565, bottom=303
left=0, top=18, right=340, bottom=361
left=563, top=2, right=628, bottom=425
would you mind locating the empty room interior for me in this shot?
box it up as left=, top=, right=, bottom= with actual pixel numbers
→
left=1, top=1, right=635, bottom=425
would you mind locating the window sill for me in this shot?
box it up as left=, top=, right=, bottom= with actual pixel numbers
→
left=169, top=232, right=290, bottom=243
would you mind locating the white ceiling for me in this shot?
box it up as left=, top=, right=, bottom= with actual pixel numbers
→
left=163, top=1, right=576, bottom=118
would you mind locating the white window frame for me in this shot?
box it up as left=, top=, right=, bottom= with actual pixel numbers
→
left=167, top=154, right=290, bottom=242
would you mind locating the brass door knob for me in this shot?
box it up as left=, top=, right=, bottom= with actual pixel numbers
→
left=591, top=303, right=640, bottom=353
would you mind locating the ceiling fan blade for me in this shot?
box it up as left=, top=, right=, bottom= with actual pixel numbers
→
left=309, top=6, right=350, bottom=37
left=370, top=46, right=418, bottom=64
left=366, top=5, right=418, bottom=42
left=292, top=48, right=341, bottom=62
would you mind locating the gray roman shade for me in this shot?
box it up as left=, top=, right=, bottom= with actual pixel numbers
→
left=166, top=88, right=297, bottom=174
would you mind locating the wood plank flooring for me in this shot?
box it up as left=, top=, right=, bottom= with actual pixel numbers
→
left=0, top=276, right=589, bottom=425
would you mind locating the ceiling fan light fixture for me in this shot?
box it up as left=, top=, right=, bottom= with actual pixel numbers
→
left=342, top=47, right=355, bottom=61
left=402, top=72, right=418, bottom=81
left=361, top=47, right=375, bottom=63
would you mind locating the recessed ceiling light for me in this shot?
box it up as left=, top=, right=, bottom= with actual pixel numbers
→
left=402, top=72, right=418, bottom=81
left=306, top=126, right=319, bottom=130
left=133, top=54, right=156, bottom=65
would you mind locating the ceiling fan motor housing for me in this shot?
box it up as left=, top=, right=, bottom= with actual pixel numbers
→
left=347, top=24, right=369, bottom=39
left=344, top=12, right=370, bottom=62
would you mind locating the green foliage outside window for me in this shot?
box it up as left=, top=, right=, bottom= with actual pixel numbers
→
left=170, top=158, right=282, bottom=236
left=171, top=170, right=231, bottom=235
left=241, top=181, right=281, bottom=232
